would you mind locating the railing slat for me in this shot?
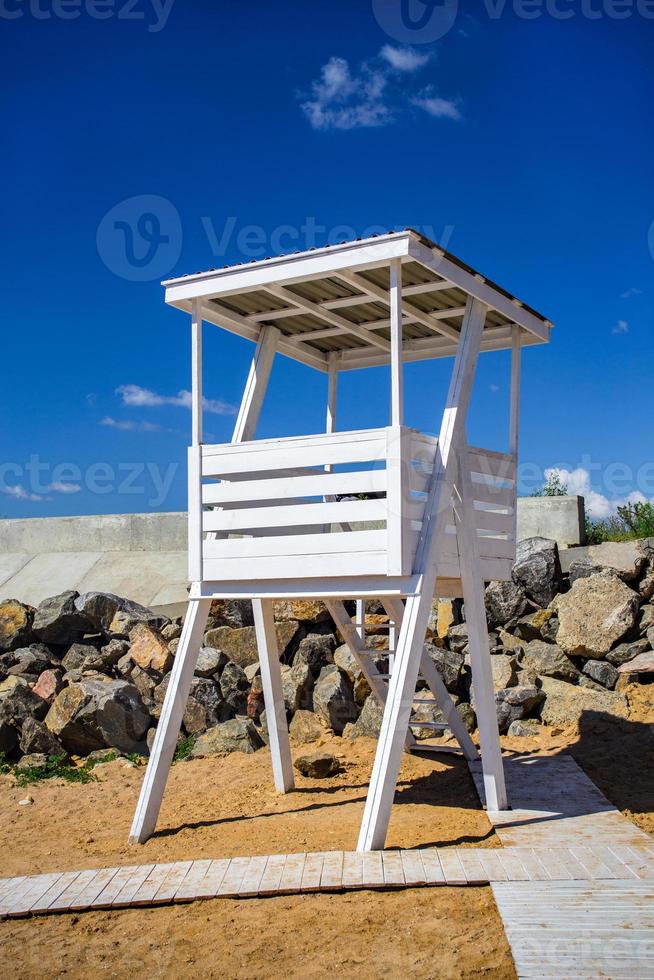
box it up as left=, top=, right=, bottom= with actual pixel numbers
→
left=203, top=498, right=388, bottom=533
left=202, top=469, right=387, bottom=506
left=203, top=529, right=388, bottom=560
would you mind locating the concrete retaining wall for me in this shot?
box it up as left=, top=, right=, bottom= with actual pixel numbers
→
left=516, top=496, right=586, bottom=549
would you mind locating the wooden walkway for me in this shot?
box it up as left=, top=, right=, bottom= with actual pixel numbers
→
left=470, top=754, right=654, bottom=978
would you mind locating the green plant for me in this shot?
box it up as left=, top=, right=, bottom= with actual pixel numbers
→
left=617, top=501, right=654, bottom=538
left=532, top=471, right=568, bottom=497
left=585, top=501, right=654, bottom=545
left=124, top=752, right=145, bottom=766
left=0, top=753, right=11, bottom=776
left=173, top=734, right=196, bottom=762
left=14, top=755, right=97, bottom=787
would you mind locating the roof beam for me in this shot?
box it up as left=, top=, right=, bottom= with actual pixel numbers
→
left=264, top=283, right=391, bottom=352
left=335, top=269, right=462, bottom=342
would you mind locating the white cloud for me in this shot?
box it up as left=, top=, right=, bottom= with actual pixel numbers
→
left=544, top=467, right=653, bottom=520
left=612, top=319, right=629, bottom=335
left=620, top=288, right=642, bottom=299
left=489, top=384, right=500, bottom=393
left=380, top=45, right=430, bottom=72
left=300, top=46, right=458, bottom=132
left=115, top=384, right=235, bottom=416
left=411, top=88, right=462, bottom=120
left=1, top=485, right=47, bottom=502
left=47, top=481, right=81, bottom=494
left=101, top=416, right=161, bottom=432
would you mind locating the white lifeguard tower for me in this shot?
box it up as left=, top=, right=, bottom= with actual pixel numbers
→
left=129, top=229, right=552, bottom=850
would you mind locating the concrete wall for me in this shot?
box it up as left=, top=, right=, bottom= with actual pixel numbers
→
left=0, top=513, right=187, bottom=554
left=516, top=496, right=586, bottom=549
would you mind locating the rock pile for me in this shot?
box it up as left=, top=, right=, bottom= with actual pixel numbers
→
left=0, top=536, right=652, bottom=764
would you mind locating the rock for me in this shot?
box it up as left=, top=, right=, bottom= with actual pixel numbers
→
left=45, top=678, right=150, bottom=755
left=244, top=662, right=260, bottom=683
left=494, top=686, right=544, bottom=733
left=639, top=560, right=654, bottom=600
left=19, top=717, right=65, bottom=757
left=129, top=664, right=159, bottom=701
left=18, top=796, right=34, bottom=805
left=73, top=592, right=124, bottom=633
left=521, top=639, right=579, bottom=682
left=62, top=643, right=99, bottom=672
left=194, top=646, right=226, bottom=678
left=16, top=754, right=48, bottom=773
left=498, top=629, right=524, bottom=653
left=289, top=709, right=323, bottom=744
left=489, top=655, right=518, bottom=690
left=191, top=717, right=264, bottom=757
left=219, top=661, right=249, bottom=714
left=426, top=644, right=464, bottom=692
left=183, top=677, right=225, bottom=735
left=554, top=574, right=640, bottom=657
left=539, top=675, right=628, bottom=727
left=280, top=662, right=312, bottom=713
left=246, top=676, right=265, bottom=721
left=578, top=675, right=606, bottom=692
left=161, top=622, right=182, bottom=642
left=349, top=693, right=384, bottom=740
left=6, top=643, right=56, bottom=676
left=32, top=591, right=93, bottom=645
left=0, top=600, right=34, bottom=651
left=606, top=638, right=651, bottom=667
left=333, top=643, right=359, bottom=683
left=204, top=621, right=300, bottom=669
left=273, top=599, right=329, bottom=624
left=539, top=613, right=560, bottom=644
left=293, top=633, right=337, bottom=679
left=617, top=650, right=654, bottom=674
left=508, top=719, right=542, bottom=737
left=513, top=609, right=558, bottom=644
left=313, top=666, right=358, bottom=734
left=129, top=623, right=173, bottom=673
left=0, top=675, right=48, bottom=724
left=638, top=604, right=654, bottom=635
left=434, top=598, right=460, bottom=638
left=446, top=624, right=469, bottom=654
left=571, top=542, right=647, bottom=583
left=107, top=598, right=169, bottom=636
left=294, top=751, right=340, bottom=778
left=512, top=537, right=562, bottom=607
left=456, top=702, right=476, bottom=733
left=582, top=659, right=619, bottom=689
left=80, top=638, right=129, bottom=673
left=208, top=599, right=254, bottom=629
left=410, top=690, right=449, bottom=739
left=485, top=581, right=530, bottom=626
left=116, top=651, right=133, bottom=676
left=0, top=721, right=17, bottom=754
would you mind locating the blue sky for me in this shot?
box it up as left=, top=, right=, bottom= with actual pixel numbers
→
left=2, top=0, right=653, bottom=519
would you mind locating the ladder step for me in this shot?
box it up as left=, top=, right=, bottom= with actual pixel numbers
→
left=411, top=698, right=437, bottom=705
left=409, top=721, right=449, bottom=730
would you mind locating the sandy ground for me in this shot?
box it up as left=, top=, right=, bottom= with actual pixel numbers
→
left=1, top=682, right=651, bottom=979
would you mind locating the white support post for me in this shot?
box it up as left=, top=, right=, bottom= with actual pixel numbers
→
left=389, top=258, right=404, bottom=428
left=191, top=299, right=203, bottom=445
left=129, top=597, right=211, bottom=844
left=355, top=599, right=365, bottom=642
left=509, top=324, right=521, bottom=545
left=357, top=297, right=488, bottom=852
left=326, top=351, right=338, bottom=436
left=232, top=324, right=280, bottom=443
left=252, top=599, right=294, bottom=792
left=453, top=446, right=508, bottom=811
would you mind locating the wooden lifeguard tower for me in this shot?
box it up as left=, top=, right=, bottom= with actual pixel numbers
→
left=129, top=229, right=552, bottom=850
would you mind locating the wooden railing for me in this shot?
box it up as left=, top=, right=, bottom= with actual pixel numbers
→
left=187, top=427, right=517, bottom=584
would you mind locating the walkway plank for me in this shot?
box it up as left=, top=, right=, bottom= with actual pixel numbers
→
left=300, top=852, right=324, bottom=892
left=400, top=850, right=427, bottom=886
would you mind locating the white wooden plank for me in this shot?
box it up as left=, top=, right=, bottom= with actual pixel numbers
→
left=130, top=863, right=178, bottom=906
left=278, top=853, right=306, bottom=894
left=202, top=550, right=389, bottom=581
left=202, top=432, right=387, bottom=476
left=232, top=324, right=279, bottom=443
left=389, top=258, right=404, bottom=427
left=175, top=859, right=213, bottom=901
left=361, top=850, right=385, bottom=888
left=400, top=850, right=427, bottom=886
left=30, top=871, right=81, bottom=913
left=194, top=858, right=231, bottom=898
left=70, top=866, right=120, bottom=910
left=203, top=497, right=387, bottom=533
left=50, top=868, right=104, bottom=912
left=509, top=848, right=551, bottom=881
left=8, top=873, right=63, bottom=917
left=191, top=298, right=203, bottom=445
left=320, top=851, right=344, bottom=891
left=300, top=852, right=325, bottom=892
left=495, top=850, right=530, bottom=882
left=0, top=876, right=28, bottom=915
left=216, top=856, right=251, bottom=897
left=203, top=529, right=387, bottom=560
left=381, top=851, right=405, bottom=887
left=203, top=468, right=387, bottom=505
left=419, top=849, right=445, bottom=885
left=257, top=854, right=286, bottom=895
left=342, top=851, right=364, bottom=888
left=152, top=861, right=193, bottom=903
left=238, top=856, right=270, bottom=897
left=457, top=849, right=489, bottom=885
left=92, top=865, right=142, bottom=908
left=477, top=850, right=509, bottom=882
left=112, top=864, right=156, bottom=906
left=439, top=849, right=467, bottom=885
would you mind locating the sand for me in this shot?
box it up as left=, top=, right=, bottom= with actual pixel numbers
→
left=1, top=682, right=652, bottom=978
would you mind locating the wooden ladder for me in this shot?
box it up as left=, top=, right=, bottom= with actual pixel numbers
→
left=325, top=599, right=478, bottom=759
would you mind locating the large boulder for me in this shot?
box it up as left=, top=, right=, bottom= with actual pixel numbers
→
left=520, top=639, right=579, bottom=682
left=312, top=665, right=358, bottom=734
left=293, top=633, right=337, bottom=679
left=219, top=661, right=250, bottom=714
left=280, top=662, right=312, bottom=713
left=203, top=622, right=300, bottom=668
left=349, top=693, right=384, bottom=740
left=32, top=668, right=65, bottom=703
left=129, top=623, right=173, bottom=673
left=182, top=677, right=225, bottom=735
left=45, top=678, right=150, bottom=754
left=73, top=592, right=123, bottom=633
left=294, top=751, right=340, bottom=778
left=539, top=675, right=628, bottom=727
left=32, top=591, right=93, bottom=646
left=106, top=598, right=169, bottom=636
left=19, top=717, right=65, bottom=757
left=494, top=685, right=544, bottom=733
left=194, top=646, right=226, bottom=678
left=485, top=581, right=530, bottom=627
left=569, top=542, right=647, bottom=585
left=208, top=599, right=254, bottom=629
left=512, top=537, right=562, bottom=608
left=582, top=659, right=619, bottom=689
left=554, top=574, right=640, bottom=657
left=426, top=644, right=464, bottom=692
left=617, top=650, right=654, bottom=674
left=273, top=599, right=329, bottom=624
left=191, top=717, right=264, bottom=757
left=289, top=709, right=323, bottom=744
left=5, top=643, right=56, bottom=677
left=606, top=637, right=650, bottom=667
left=0, top=675, right=49, bottom=725
left=0, top=600, right=34, bottom=651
